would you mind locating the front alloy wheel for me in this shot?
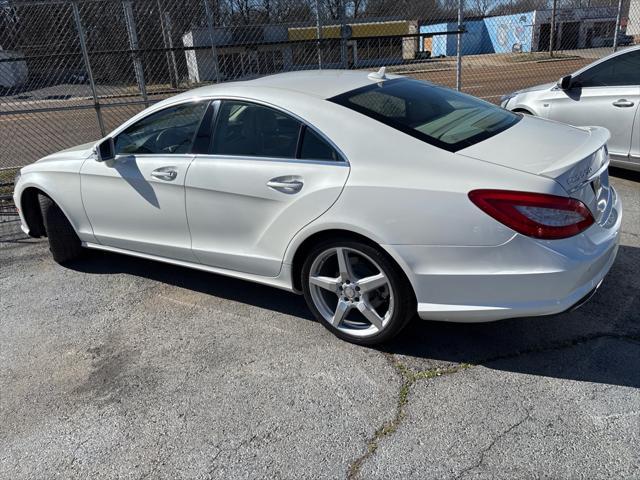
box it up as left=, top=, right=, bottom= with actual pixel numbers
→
left=302, top=240, right=415, bottom=345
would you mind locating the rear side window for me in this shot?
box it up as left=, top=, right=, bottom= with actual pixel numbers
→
left=115, top=102, right=207, bottom=155
left=300, top=127, right=340, bottom=161
left=576, top=50, right=640, bottom=87
left=329, top=78, right=520, bottom=152
left=212, top=101, right=301, bottom=158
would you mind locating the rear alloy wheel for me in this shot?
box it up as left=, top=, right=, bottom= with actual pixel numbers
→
left=302, top=240, right=415, bottom=345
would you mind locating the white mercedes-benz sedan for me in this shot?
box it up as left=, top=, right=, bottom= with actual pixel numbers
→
left=14, top=69, right=621, bottom=345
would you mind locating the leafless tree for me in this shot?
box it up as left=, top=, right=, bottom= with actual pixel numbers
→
left=469, top=0, right=495, bottom=17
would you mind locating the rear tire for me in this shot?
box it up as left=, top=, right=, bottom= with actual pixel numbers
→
left=38, top=194, right=83, bottom=264
left=301, top=238, right=415, bottom=345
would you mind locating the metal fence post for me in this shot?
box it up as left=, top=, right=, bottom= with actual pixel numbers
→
left=157, top=0, right=179, bottom=88
left=71, top=1, right=106, bottom=137
left=203, top=0, right=221, bottom=83
left=340, top=0, right=347, bottom=69
left=315, top=0, right=323, bottom=69
left=549, top=0, right=557, bottom=57
left=456, top=0, right=463, bottom=91
left=122, top=1, right=149, bottom=106
left=613, top=0, right=623, bottom=52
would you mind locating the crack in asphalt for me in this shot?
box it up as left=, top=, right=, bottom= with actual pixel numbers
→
left=454, top=405, right=533, bottom=479
left=346, top=354, right=472, bottom=480
left=346, top=331, right=640, bottom=479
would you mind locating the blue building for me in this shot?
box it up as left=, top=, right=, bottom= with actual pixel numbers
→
left=420, top=7, right=617, bottom=56
left=420, top=12, right=534, bottom=56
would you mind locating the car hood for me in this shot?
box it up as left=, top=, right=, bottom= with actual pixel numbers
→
left=512, top=82, right=555, bottom=95
left=457, top=115, right=610, bottom=192
left=35, top=141, right=96, bottom=165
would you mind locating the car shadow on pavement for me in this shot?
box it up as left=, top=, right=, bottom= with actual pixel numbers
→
left=383, top=244, right=640, bottom=389
left=68, top=244, right=639, bottom=389
left=69, top=249, right=315, bottom=321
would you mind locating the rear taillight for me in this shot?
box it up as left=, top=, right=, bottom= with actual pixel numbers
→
left=468, top=189, right=594, bottom=240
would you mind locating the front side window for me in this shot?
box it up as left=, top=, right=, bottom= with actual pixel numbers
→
left=330, top=78, right=520, bottom=152
left=576, top=50, right=640, bottom=87
left=212, top=101, right=302, bottom=158
left=115, top=101, right=208, bottom=155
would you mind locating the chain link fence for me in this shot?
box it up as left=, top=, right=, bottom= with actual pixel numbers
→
left=0, top=0, right=638, bottom=176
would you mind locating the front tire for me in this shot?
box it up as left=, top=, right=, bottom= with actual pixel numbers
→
left=301, top=239, right=415, bottom=345
left=38, top=194, right=83, bottom=264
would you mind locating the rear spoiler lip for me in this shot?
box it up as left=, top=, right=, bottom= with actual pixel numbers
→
left=539, top=125, right=610, bottom=180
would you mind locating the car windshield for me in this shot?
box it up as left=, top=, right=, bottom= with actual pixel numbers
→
left=329, top=78, right=520, bottom=152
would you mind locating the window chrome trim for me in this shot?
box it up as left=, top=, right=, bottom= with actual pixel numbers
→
left=112, top=153, right=196, bottom=159
left=193, top=153, right=350, bottom=167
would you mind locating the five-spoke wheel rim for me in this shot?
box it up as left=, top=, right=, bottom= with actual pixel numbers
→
left=308, top=247, right=394, bottom=338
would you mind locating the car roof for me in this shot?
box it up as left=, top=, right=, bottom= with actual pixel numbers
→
left=172, top=69, right=403, bottom=103
left=245, top=69, right=404, bottom=98
left=112, top=69, right=406, bottom=138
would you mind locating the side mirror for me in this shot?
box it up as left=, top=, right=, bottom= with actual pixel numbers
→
left=95, top=137, right=115, bottom=162
left=557, top=75, right=572, bottom=90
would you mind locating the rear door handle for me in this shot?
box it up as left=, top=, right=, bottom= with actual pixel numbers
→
left=612, top=99, right=635, bottom=108
left=151, top=167, right=178, bottom=181
left=267, top=177, right=304, bottom=194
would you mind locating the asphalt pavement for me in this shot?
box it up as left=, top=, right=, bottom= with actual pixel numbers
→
left=0, top=171, right=638, bottom=479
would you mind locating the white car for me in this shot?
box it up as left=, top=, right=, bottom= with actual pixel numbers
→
left=501, top=45, right=640, bottom=171
left=14, top=69, right=621, bottom=345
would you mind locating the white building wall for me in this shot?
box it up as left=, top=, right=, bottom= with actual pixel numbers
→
left=628, top=0, right=640, bottom=35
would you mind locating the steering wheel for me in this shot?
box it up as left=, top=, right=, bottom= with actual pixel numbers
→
left=155, top=128, right=190, bottom=154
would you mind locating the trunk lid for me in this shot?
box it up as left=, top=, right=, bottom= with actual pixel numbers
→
left=457, top=115, right=612, bottom=224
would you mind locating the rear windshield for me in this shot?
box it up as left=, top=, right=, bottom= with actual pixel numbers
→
left=329, top=78, right=520, bottom=152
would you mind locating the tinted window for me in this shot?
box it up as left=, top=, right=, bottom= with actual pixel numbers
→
left=330, top=78, right=520, bottom=152
left=212, top=101, right=301, bottom=158
left=115, top=102, right=207, bottom=155
left=577, top=50, right=640, bottom=87
left=300, top=127, right=340, bottom=161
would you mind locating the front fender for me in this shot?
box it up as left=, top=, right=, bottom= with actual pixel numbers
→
left=15, top=168, right=96, bottom=243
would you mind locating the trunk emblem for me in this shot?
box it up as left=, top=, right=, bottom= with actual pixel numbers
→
left=568, top=166, right=592, bottom=186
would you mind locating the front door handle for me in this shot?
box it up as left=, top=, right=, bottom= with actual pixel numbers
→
left=612, top=99, right=635, bottom=108
left=151, top=167, right=178, bottom=181
left=267, top=176, right=304, bottom=194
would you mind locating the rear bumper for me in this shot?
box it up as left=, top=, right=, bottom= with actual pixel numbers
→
left=386, top=188, right=622, bottom=323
